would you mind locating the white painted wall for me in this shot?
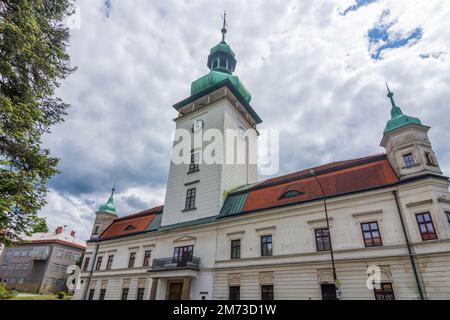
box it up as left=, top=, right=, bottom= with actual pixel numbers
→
left=74, top=176, right=450, bottom=300
left=162, top=99, right=258, bottom=227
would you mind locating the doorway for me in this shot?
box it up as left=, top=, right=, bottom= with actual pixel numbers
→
left=167, top=282, right=183, bottom=300
left=320, top=283, right=338, bottom=300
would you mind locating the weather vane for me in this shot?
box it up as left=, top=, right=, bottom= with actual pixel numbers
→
left=221, top=10, right=228, bottom=42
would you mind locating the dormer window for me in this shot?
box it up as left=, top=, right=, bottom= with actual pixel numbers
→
left=403, top=153, right=415, bottom=168
left=124, top=225, right=136, bottom=231
left=280, top=190, right=304, bottom=199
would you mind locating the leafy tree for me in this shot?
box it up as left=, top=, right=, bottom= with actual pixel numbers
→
left=0, top=0, right=76, bottom=245
left=31, top=216, right=48, bottom=233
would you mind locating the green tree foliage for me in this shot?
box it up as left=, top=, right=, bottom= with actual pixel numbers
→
left=0, top=0, right=76, bottom=244
left=31, top=216, right=48, bottom=233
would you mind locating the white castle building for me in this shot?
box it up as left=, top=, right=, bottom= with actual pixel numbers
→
left=73, top=19, right=450, bottom=301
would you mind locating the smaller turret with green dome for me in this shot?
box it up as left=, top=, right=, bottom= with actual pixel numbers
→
left=383, top=83, right=422, bottom=134
left=98, top=185, right=116, bottom=214
left=190, top=11, right=252, bottom=103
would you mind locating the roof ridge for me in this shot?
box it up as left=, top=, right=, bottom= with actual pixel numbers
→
left=114, top=205, right=163, bottom=222
left=231, top=154, right=387, bottom=195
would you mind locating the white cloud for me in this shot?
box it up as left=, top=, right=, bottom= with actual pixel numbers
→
left=40, top=0, right=450, bottom=240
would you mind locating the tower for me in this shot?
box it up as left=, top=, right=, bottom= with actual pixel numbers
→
left=161, top=13, right=262, bottom=227
left=90, top=186, right=118, bottom=239
left=380, top=84, right=442, bottom=179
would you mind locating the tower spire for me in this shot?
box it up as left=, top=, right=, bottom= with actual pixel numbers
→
left=382, top=83, right=422, bottom=134
left=385, top=82, right=403, bottom=118
left=110, top=183, right=116, bottom=199
left=385, top=82, right=397, bottom=109
left=221, top=10, right=227, bottom=43
left=98, top=184, right=117, bottom=214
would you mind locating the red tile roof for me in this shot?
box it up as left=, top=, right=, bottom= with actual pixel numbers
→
left=100, top=206, right=163, bottom=239
left=96, top=154, right=400, bottom=239
left=240, top=154, right=399, bottom=213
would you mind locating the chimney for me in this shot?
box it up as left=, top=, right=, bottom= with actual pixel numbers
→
left=55, top=226, right=63, bottom=234
left=70, top=230, right=76, bottom=237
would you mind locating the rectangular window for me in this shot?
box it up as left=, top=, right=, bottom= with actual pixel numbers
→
left=231, top=239, right=241, bottom=259
left=106, top=255, right=114, bottom=270
left=143, top=250, right=152, bottom=267
left=95, top=256, right=103, bottom=271
left=173, top=245, right=194, bottom=267
left=188, top=152, right=200, bottom=173
left=93, top=225, right=99, bottom=235
left=416, top=212, right=438, bottom=241
left=121, top=288, right=129, bottom=300
left=88, top=289, right=95, bottom=300
left=99, top=289, right=106, bottom=300
left=403, top=153, right=415, bottom=168
left=56, top=249, right=64, bottom=258
left=321, top=284, right=337, bottom=300
left=83, top=257, right=90, bottom=272
left=374, top=282, right=395, bottom=300
left=136, top=288, right=145, bottom=300
left=261, top=235, right=273, bottom=256
left=184, top=188, right=196, bottom=211
left=229, top=286, right=240, bottom=300
left=445, top=211, right=450, bottom=225
left=315, top=228, right=331, bottom=251
left=128, top=252, right=136, bottom=268
left=261, top=285, right=274, bottom=300
left=361, top=221, right=383, bottom=247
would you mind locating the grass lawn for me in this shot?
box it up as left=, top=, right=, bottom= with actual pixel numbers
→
left=11, top=294, right=72, bottom=300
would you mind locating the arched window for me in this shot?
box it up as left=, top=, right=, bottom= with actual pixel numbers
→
left=124, top=225, right=136, bottom=231
left=280, top=190, right=303, bottom=199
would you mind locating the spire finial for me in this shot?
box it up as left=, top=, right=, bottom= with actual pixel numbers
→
left=385, top=83, right=404, bottom=119
left=385, top=82, right=397, bottom=108
left=221, top=10, right=227, bottom=43
left=107, top=183, right=116, bottom=203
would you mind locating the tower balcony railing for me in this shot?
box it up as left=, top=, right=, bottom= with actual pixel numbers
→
left=151, top=256, right=200, bottom=271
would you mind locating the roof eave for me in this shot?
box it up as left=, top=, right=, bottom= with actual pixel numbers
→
left=173, top=78, right=262, bottom=124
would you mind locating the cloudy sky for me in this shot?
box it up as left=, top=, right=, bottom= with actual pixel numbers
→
left=40, top=0, right=450, bottom=240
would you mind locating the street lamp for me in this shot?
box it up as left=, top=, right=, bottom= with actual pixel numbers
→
left=310, top=169, right=340, bottom=299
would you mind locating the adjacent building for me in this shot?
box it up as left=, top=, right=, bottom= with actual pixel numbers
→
left=73, top=20, right=450, bottom=300
left=0, top=227, right=86, bottom=293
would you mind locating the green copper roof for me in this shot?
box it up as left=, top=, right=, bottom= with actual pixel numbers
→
left=189, top=12, right=252, bottom=103
left=98, top=186, right=116, bottom=214
left=210, top=42, right=235, bottom=56
left=383, top=84, right=422, bottom=134
left=174, top=79, right=262, bottom=124
left=191, top=71, right=252, bottom=102
left=220, top=193, right=248, bottom=216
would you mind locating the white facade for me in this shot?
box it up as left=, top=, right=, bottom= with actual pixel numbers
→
left=72, top=81, right=450, bottom=300
left=73, top=173, right=450, bottom=300
left=73, top=27, right=450, bottom=300
left=162, top=98, right=258, bottom=227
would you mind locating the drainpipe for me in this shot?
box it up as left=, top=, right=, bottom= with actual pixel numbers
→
left=82, top=242, right=99, bottom=300
left=392, top=190, right=425, bottom=300
left=310, top=170, right=339, bottom=299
